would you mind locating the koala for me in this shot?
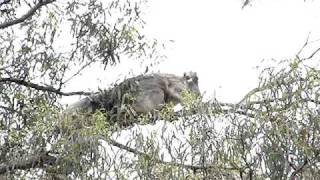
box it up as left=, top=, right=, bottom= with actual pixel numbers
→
left=65, top=71, right=200, bottom=121
left=57, top=72, right=200, bottom=168
left=163, top=71, right=200, bottom=104
left=106, top=71, right=200, bottom=114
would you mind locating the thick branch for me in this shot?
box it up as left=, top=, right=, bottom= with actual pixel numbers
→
left=0, top=151, right=56, bottom=174
left=0, top=0, right=55, bottom=29
left=0, top=78, right=91, bottom=96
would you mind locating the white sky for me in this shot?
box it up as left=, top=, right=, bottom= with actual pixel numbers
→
left=146, top=0, right=320, bottom=102
left=63, top=0, right=320, bottom=104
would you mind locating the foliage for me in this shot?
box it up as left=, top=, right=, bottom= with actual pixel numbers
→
left=0, top=0, right=319, bottom=179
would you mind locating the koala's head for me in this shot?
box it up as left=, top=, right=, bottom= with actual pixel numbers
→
left=183, top=71, right=200, bottom=96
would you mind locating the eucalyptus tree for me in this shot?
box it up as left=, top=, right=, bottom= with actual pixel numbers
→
left=0, top=0, right=164, bottom=179
left=0, top=0, right=319, bottom=179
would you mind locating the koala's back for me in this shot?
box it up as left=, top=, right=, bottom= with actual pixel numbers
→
left=65, top=72, right=198, bottom=117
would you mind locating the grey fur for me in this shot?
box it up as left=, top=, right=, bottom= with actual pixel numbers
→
left=66, top=71, right=200, bottom=115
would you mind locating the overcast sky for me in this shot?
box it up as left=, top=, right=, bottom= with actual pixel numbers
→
left=63, top=0, right=320, bottom=105
left=144, top=0, right=320, bottom=102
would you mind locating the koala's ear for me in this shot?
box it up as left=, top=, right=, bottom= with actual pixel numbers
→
left=194, top=72, right=198, bottom=78
left=194, top=76, right=198, bottom=83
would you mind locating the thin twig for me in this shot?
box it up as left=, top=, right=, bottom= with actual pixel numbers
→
left=62, top=61, right=94, bottom=84
left=303, top=47, right=320, bottom=60
left=0, top=77, right=92, bottom=96
left=108, top=138, right=236, bottom=172
left=289, top=158, right=308, bottom=179
left=296, top=32, right=310, bottom=58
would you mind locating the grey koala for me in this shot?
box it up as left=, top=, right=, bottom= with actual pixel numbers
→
left=127, top=71, right=200, bottom=113
left=66, top=71, right=200, bottom=118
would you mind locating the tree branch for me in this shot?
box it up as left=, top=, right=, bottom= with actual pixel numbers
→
left=242, top=0, right=250, bottom=9
left=0, top=0, right=11, bottom=7
left=0, top=151, right=56, bottom=174
left=108, top=139, right=236, bottom=172
left=289, top=158, right=308, bottom=179
left=0, top=105, right=25, bottom=119
left=296, top=32, right=310, bottom=58
left=0, top=0, right=56, bottom=29
left=303, top=47, right=320, bottom=60
left=0, top=137, right=235, bottom=176
left=0, top=77, right=92, bottom=96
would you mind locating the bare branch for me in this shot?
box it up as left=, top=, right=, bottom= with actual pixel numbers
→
left=0, top=77, right=92, bottom=96
left=242, top=0, right=250, bottom=9
left=302, top=47, right=320, bottom=60
left=296, top=32, right=310, bottom=58
left=0, top=0, right=56, bottom=29
left=296, top=33, right=320, bottom=61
